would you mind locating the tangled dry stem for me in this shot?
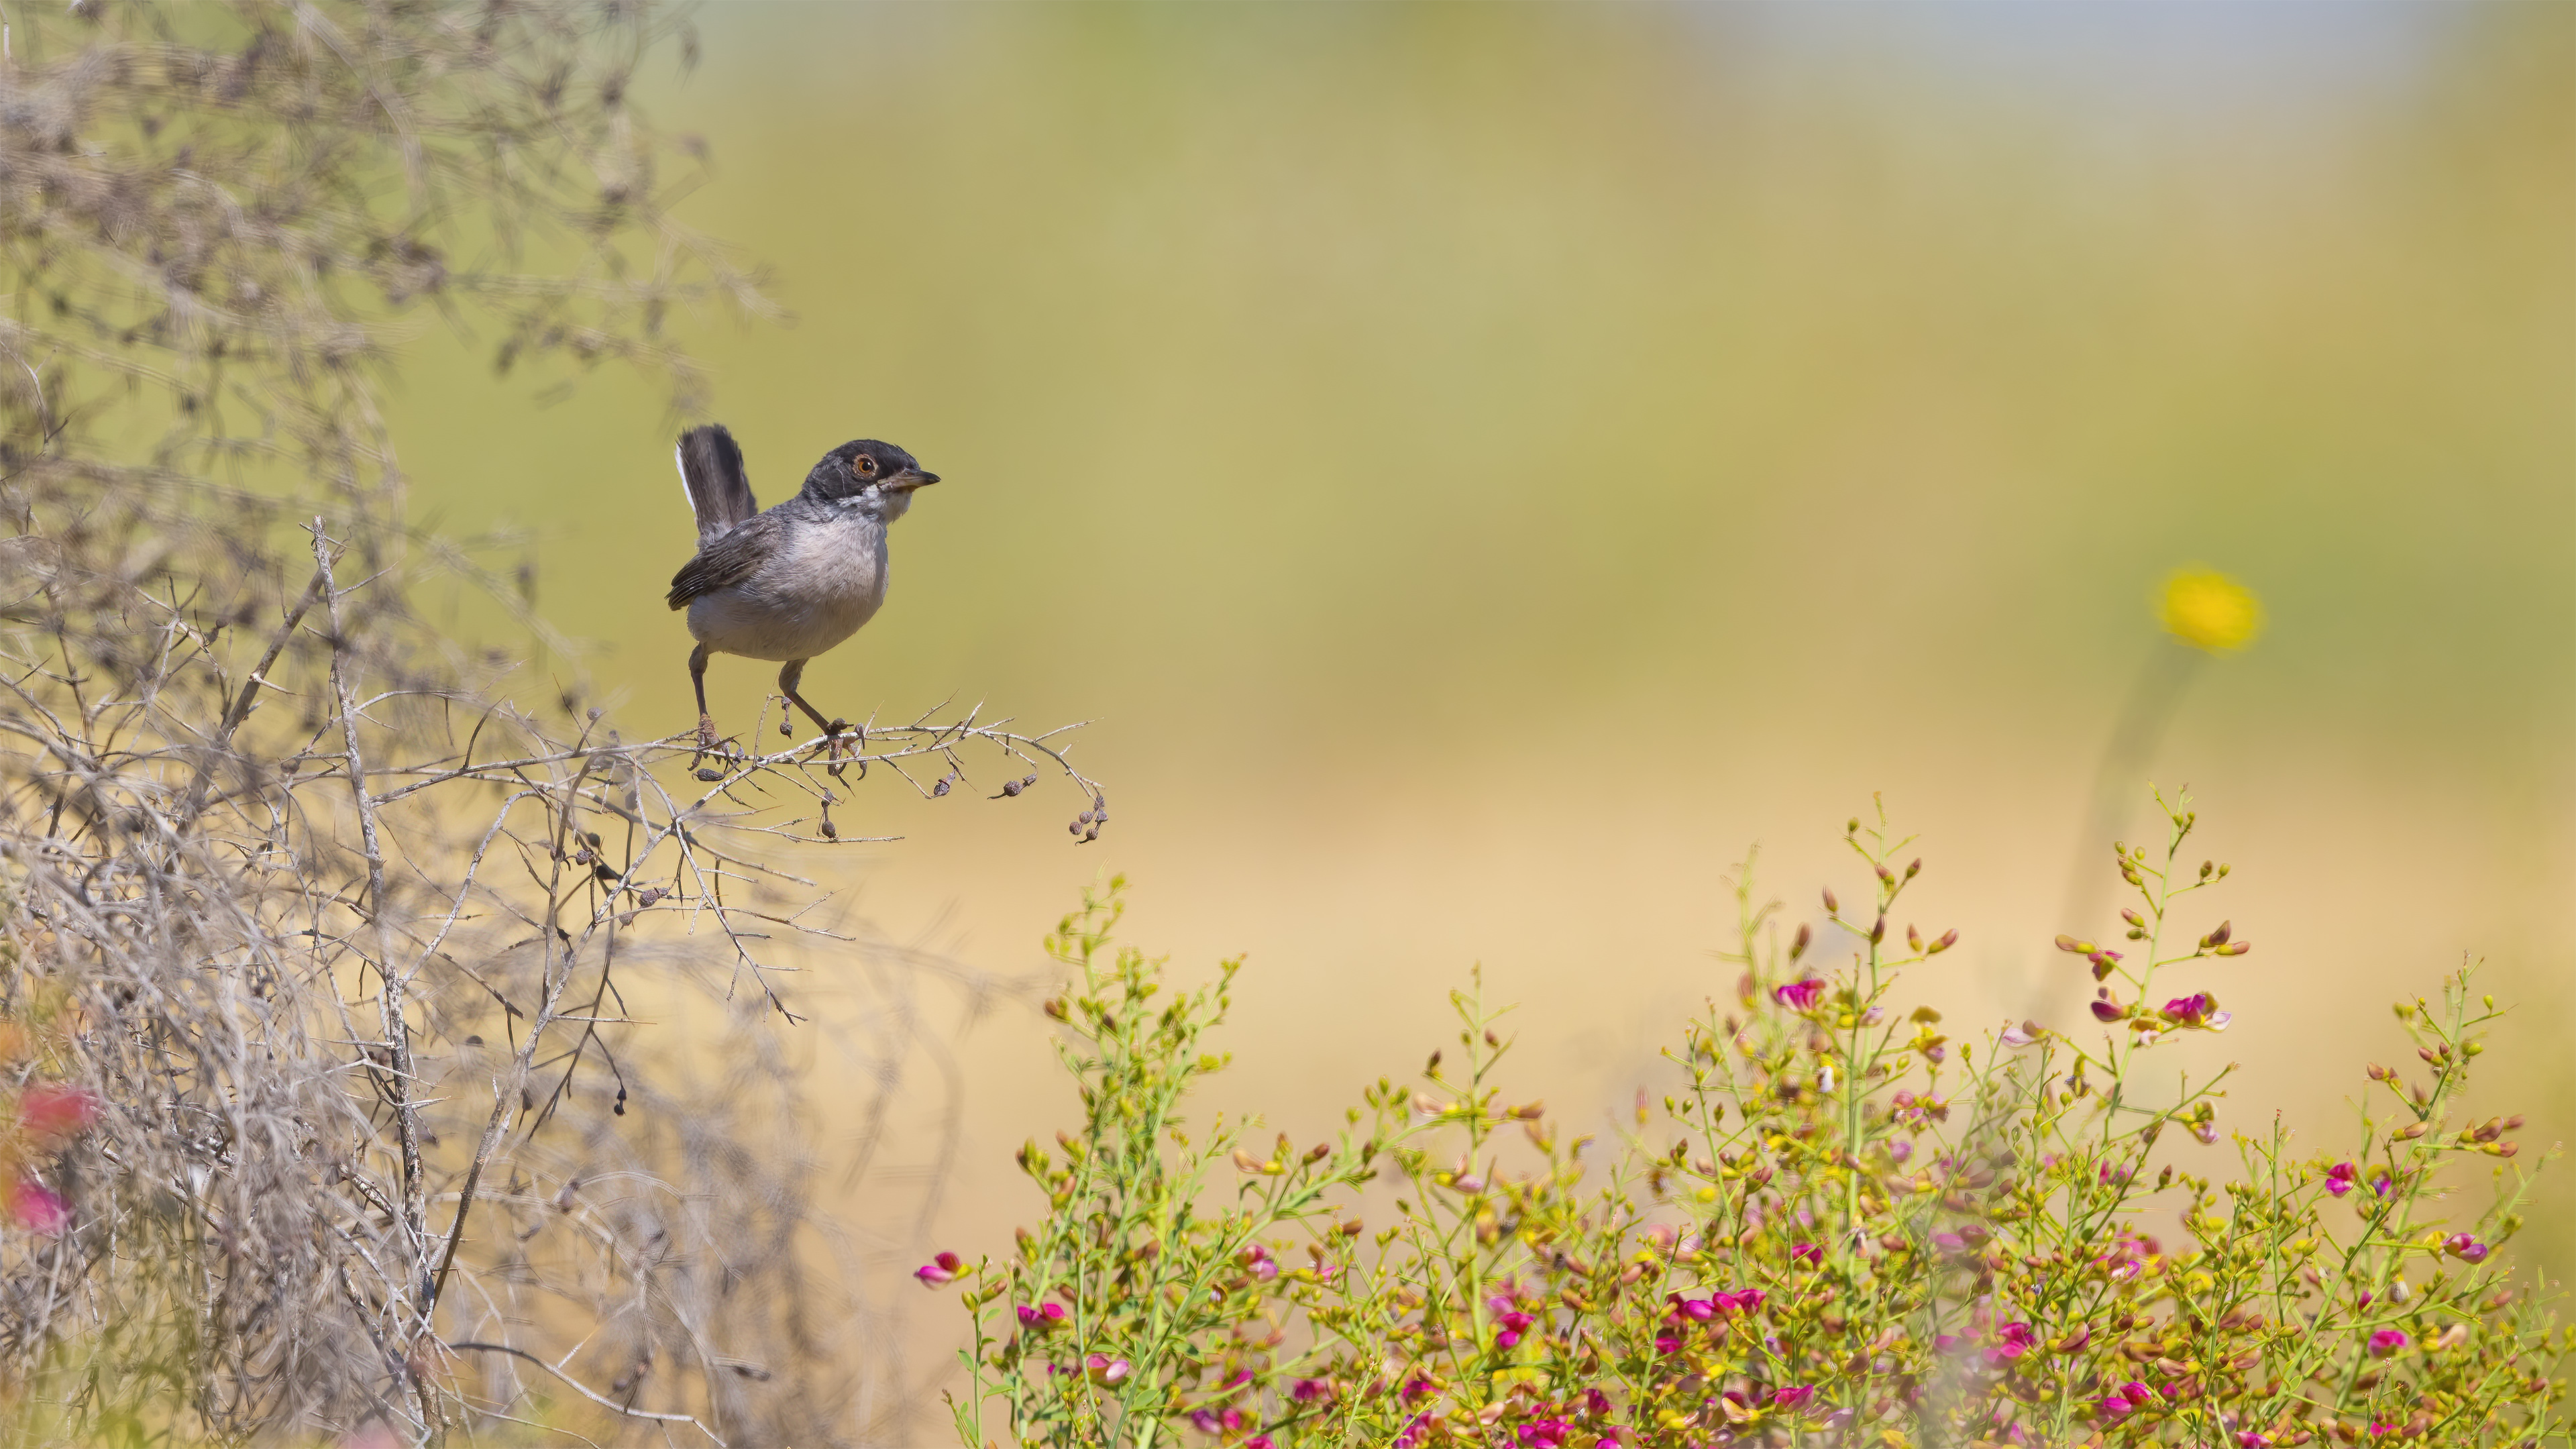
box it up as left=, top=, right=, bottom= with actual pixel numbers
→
left=0, top=3, right=1092, bottom=1444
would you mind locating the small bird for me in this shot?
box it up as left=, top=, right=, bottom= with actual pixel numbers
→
left=666, top=423, right=939, bottom=749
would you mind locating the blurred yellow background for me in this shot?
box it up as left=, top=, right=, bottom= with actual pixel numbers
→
left=385, top=0, right=2573, bottom=1390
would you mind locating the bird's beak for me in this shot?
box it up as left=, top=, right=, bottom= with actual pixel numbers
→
left=888, top=468, right=939, bottom=492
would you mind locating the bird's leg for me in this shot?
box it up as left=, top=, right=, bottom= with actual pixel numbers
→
left=688, top=644, right=719, bottom=755
left=777, top=659, right=851, bottom=751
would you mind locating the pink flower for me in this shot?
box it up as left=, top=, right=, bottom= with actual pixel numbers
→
left=912, top=1250, right=963, bottom=1287
left=1495, top=1310, right=1536, bottom=1348
left=1654, top=1333, right=1681, bottom=1356
left=2237, top=1432, right=2272, bottom=1447
left=1982, top=1322, right=2036, bottom=1365
left=2445, top=1232, right=2491, bottom=1265
left=2160, top=993, right=2232, bottom=1031
left=1666, top=1293, right=1715, bottom=1323
left=1772, top=979, right=1825, bottom=1012
left=5, top=1179, right=67, bottom=1236
left=2090, top=998, right=2125, bottom=1024
left=1772, top=1384, right=1815, bottom=1411
left=1712, top=1287, right=1766, bottom=1314
left=1582, top=1388, right=1613, bottom=1417
left=17, top=1085, right=97, bottom=1146
left=1999, top=1021, right=2041, bottom=1049
left=1189, top=1411, right=1218, bottom=1434
left=1517, top=1418, right=1574, bottom=1448
left=1245, top=1438, right=1273, bottom=1449
left=2098, top=1381, right=2154, bottom=1418
left=1016, top=1301, right=1068, bottom=1329
left=1788, top=1242, right=1822, bottom=1267
left=2324, top=1162, right=2358, bottom=1197
left=2367, top=1328, right=2408, bottom=1358
left=1291, top=1378, right=1331, bottom=1403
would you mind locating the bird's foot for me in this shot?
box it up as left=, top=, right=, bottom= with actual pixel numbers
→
left=820, top=718, right=865, bottom=778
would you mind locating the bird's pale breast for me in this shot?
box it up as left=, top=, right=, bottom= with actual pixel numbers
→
left=686, top=513, right=889, bottom=662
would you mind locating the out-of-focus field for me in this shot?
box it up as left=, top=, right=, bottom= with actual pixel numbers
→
left=386, top=0, right=2574, bottom=1379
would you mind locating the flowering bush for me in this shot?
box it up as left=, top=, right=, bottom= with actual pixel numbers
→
left=934, top=795, right=2568, bottom=1446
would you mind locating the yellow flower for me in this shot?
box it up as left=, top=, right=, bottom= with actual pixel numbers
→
left=2158, top=570, right=2262, bottom=652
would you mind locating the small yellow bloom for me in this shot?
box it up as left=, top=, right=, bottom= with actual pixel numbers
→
left=2159, top=569, right=2263, bottom=652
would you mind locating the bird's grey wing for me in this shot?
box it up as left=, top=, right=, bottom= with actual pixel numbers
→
left=666, top=510, right=779, bottom=610
left=675, top=424, right=758, bottom=542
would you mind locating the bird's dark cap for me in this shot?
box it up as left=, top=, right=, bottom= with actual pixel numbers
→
left=804, top=439, right=936, bottom=499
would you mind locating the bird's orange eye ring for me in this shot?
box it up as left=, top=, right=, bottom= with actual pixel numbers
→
left=853, top=455, right=877, bottom=477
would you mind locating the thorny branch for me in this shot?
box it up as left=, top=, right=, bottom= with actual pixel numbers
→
left=0, top=3, right=1085, bottom=1444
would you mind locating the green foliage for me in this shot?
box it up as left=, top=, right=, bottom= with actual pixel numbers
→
left=935, top=797, right=2570, bottom=1448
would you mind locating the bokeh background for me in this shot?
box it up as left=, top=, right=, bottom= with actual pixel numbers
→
left=386, top=0, right=2573, bottom=1399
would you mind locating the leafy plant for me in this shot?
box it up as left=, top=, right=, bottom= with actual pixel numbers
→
left=934, top=795, right=2568, bottom=1447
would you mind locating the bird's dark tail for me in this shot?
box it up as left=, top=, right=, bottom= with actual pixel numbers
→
left=675, top=424, right=758, bottom=541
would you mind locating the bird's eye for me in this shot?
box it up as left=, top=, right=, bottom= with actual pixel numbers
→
left=853, top=455, right=877, bottom=477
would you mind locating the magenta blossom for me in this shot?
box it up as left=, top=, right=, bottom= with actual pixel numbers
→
left=2445, top=1232, right=2492, bottom=1265
left=2099, top=1381, right=2154, bottom=1418
left=17, top=1084, right=99, bottom=1145
left=1016, top=1301, right=1068, bottom=1330
left=5, top=1179, right=67, bottom=1236
left=2160, top=992, right=2232, bottom=1030
left=1788, top=1242, right=1822, bottom=1267
left=1983, top=1322, right=2036, bottom=1365
left=1772, top=978, right=1825, bottom=1012
left=1516, top=1419, right=1574, bottom=1448
left=1083, top=1352, right=1132, bottom=1385
left=1772, top=1384, right=1815, bottom=1412
left=912, top=1251, right=963, bottom=1288
left=1244, top=1438, right=1273, bottom=1449
left=2368, top=1329, right=2408, bottom=1358
left=1291, top=1378, right=1331, bottom=1403
left=1495, top=1309, right=1537, bottom=1348
left=2323, top=1161, right=2359, bottom=1197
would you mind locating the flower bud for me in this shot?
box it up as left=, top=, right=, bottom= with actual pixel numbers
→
left=1869, top=914, right=1886, bottom=945
left=1789, top=922, right=1811, bottom=961
left=1823, top=886, right=1839, bottom=914
left=1930, top=928, right=1957, bottom=955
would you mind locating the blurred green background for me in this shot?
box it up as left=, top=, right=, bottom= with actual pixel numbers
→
left=388, top=0, right=2573, bottom=1326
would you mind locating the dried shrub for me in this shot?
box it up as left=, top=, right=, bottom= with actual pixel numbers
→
left=0, top=4, right=1102, bottom=1444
